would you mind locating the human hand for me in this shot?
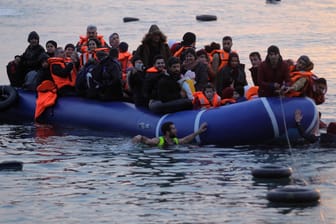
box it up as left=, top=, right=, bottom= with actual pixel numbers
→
left=295, top=109, right=303, bottom=123
left=198, top=122, right=208, bottom=134
left=132, top=135, right=142, bottom=143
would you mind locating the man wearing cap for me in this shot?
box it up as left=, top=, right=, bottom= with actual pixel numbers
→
left=257, top=45, right=291, bottom=97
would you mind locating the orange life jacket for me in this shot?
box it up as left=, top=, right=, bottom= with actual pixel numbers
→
left=210, top=49, right=230, bottom=72
left=78, top=34, right=107, bottom=51
left=146, top=67, right=159, bottom=73
left=220, top=98, right=236, bottom=105
left=245, top=86, right=259, bottom=100
left=173, top=46, right=192, bottom=58
left=286, top=71, right=313, bottom=97
left=118, top=51, right=132, bottom=84
left=193, top=91, right=221, bottom=109
left=48, top=57, right=76, bottom=89
left=34, top=80, right=57, bottom=120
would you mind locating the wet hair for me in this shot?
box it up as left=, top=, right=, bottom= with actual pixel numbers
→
left=249, top=51, right=261, bottom=60
left=161, top=121, right=174, bottom=135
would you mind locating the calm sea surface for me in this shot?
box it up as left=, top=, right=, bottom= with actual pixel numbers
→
left=0, top=0, right=336, bottom=223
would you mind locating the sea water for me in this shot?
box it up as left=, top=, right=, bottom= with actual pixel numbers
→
left=0, top=0, right=336, bottom=223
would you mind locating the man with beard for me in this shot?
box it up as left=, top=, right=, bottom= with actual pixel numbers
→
left=257, top=45, right=291, bottom=97
left=149, top=56, right=193, bottom=114
left=132, top=121, right=208, bottom=147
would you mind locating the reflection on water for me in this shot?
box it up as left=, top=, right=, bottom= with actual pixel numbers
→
left=0, top=124, right=335, bottom=223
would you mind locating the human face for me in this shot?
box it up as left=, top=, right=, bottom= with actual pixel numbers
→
left=316, top=83, right=327, bottom=94
left=56, top=49, right=65, bottom=58
left=169, top=63, right=181, bottom=75
left=152, top=33, right=161, bottom=43
left=222, top=40, right=232, bottom=52
left=29, top=38, right=39, bottom=46
left=168, top=124, right=177, bottom=138
left=204, top=88, right=214, bottom=100
left=88, top=40, right=97, bottom=51
left=109, top=34, right=120, bottom=48
left=184, top=53, right=196, bottom=65
left=295, top=59, right=307, bottom=71
left=154, top=59, right=165, bottom=71
left=87, top=28, right=97, bottom=39
left=250, top=55, right=261, bottom=68
left=198, top=54, right=208, bottom=64
left=268, top=52, right=280, bottom=66
left=230, top=56, right=239, bottom=68
left=65, top=47, right=75, bottom=57
left=46, top=44, right=56, bottom=54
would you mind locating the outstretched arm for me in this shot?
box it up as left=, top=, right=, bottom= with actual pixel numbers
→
left=179, top=122, right=208, bottom=144
left=132, top=135, right=160, bottom=146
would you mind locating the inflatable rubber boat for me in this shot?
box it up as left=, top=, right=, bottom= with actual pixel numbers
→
left=0, top=86, right=318, bottom=147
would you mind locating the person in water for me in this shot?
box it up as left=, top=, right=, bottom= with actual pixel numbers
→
left=132, top=121, right=208, bottom=147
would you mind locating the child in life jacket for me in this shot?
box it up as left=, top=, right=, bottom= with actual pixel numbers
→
left=193, top=83, right=221, bottom=109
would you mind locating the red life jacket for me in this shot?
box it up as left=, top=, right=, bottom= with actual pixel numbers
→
left=193, top=91, right=221, bottom=109
left=48, top=57, right=76, bottom=89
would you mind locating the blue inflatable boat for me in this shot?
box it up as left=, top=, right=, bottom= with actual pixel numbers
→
left=0, top=87, right=318, bottom=147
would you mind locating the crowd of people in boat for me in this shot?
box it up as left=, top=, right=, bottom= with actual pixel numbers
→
left=6, top=24, right=328, bottom=118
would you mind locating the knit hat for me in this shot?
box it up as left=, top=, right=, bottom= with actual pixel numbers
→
left=27, top=31, right=39, bottom=42
left=267, top=45, right=280, bottom=54
left=148, top=24, right=161, bottom=34
left=46, top=40, right=57, bottom=48
left=182, top=32, right=196, bottom=46
left=119, top=42, right=129, bottom=53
